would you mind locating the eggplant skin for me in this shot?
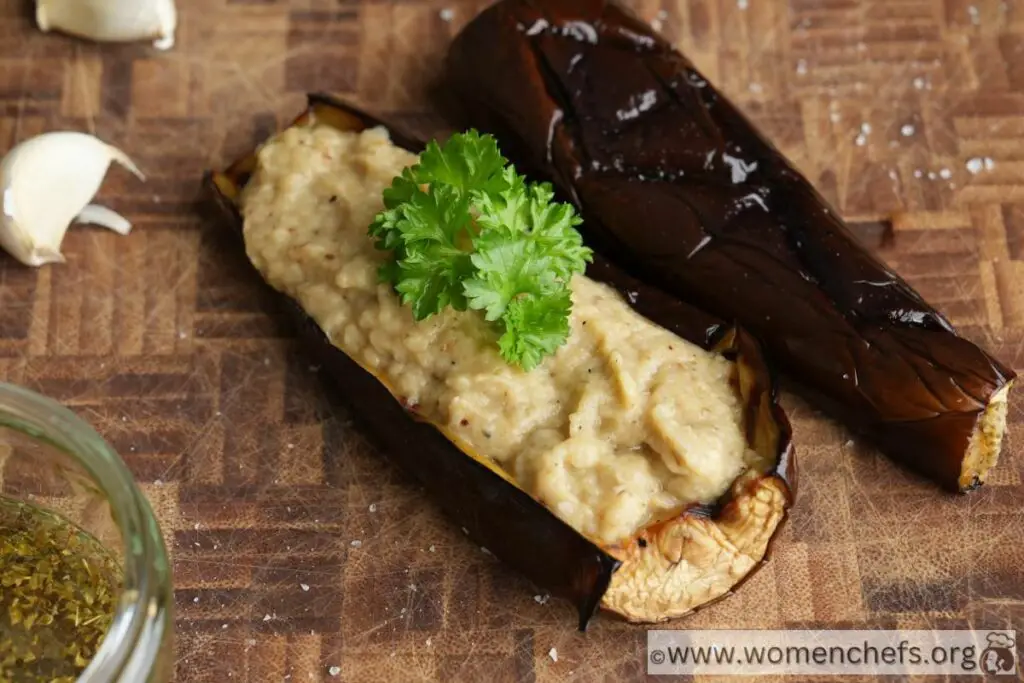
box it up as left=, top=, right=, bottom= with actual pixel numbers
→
left=445, top=0, right=1015, bottom=493
left=205, top=94, right=794, bottom=625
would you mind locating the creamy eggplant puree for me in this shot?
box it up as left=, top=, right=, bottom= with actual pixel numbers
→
left=241, top=124, right=760, bottom=546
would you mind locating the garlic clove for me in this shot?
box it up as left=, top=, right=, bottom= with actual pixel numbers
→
left=75, top=204, right=133, bottom=236
left=36, top=0, right=177, bottom=50
left=0, top=132, right=145, bottom=267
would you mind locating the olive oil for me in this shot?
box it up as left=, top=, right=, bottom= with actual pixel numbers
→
left=0, top=496, right=121, bottom=683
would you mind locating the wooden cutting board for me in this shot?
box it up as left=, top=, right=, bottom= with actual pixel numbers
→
left=0, top=1, right=1021, bottom=681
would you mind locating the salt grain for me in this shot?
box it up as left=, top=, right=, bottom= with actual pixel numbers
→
left=369, top=503, right=377, bottom=513
left=300, top=583, right=309, bottom=592
left=549, top=648, right=559, bottom=662
left=439, top=8, right=454, bottom=22
left=328, top=667, right=341, bottom=677
left=912, top=76, right=927, bottom=90
left=900, top=124, right=915, bottom=137
left=350, top=540, right=362, bottom=548
left=939, top=168, right=952, bottom=180
left=737, top=0, right=748, bottom=9
left=796, top=59, right=807, bottom=75
left=534, top=594, right=550, bottom=605
left=913, top=169, right=923, bottom=178
left=748, top=82, right=763, bottom=93
left=967, top=5, right=980, bottom=25
left=854, top=133, right=867, bottom=147
left=428, top=545, right=436, bottom=552
left=966, top=157, right=994, bottom=174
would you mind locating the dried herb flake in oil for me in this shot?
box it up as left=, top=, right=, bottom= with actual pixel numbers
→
left=0, top=496, right=121, bottom=683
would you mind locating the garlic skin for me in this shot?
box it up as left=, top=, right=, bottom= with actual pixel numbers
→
left=36, top=0, right=177, bottom=50
left=0, top=133, right=145, bottom=267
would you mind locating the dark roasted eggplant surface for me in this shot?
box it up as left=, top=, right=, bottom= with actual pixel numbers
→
left=445, top=0, right=1015, bottom=492
left=206, top=95, right=794, bottom=625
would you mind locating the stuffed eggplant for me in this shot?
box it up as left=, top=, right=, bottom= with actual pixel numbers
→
left=444, top=0, right=1015, bottom=492
left=206, top=95, right=794, bottom=625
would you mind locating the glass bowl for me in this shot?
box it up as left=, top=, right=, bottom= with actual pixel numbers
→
left=0, top=383, right=172, bottom=682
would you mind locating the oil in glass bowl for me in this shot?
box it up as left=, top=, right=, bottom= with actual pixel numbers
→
left=0, top=495, right=122, bottom=683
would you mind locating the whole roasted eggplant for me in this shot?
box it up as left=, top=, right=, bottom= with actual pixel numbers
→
left=445, top=0, right=1015, bottom=492
left=206, top=94, right=794, bottom=625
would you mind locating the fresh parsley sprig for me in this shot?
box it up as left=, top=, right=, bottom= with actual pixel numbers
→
left=368, top=131, right=591, bottom=370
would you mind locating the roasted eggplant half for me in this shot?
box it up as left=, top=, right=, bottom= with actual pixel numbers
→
left=445, top=0, right=1015, bottom=492
left=205, top=94, right=794, bottom=625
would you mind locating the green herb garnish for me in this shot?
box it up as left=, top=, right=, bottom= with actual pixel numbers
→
left=369, top=131, right=592, bottom=370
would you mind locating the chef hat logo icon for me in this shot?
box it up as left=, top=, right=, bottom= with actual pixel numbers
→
left=980, top=632, right=1016, bottom=675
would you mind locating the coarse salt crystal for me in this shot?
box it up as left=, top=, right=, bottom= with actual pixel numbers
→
left=966, top=157, right=994, bottom=174
left=900, top=124, right=915, bottom=136
left=549, top=648, right=559, bottom=662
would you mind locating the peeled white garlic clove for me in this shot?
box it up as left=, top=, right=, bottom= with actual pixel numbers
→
left=0, top=132, right=145, bottom=267
left=36, top=0, right=177, bottom=50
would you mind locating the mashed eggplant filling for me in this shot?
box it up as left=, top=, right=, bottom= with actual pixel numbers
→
left=241, top=124, right=762, bottom=546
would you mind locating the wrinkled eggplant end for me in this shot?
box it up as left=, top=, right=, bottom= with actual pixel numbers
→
left=961, top=382, right=1013, bottom=491
left=206, top=93, right=796, bottom=624
left=602, top=473, right=789, bottom=623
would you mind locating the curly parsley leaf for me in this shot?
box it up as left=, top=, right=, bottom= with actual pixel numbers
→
left=370, top=131, right=591, bottom=369
left=498, top=289, right=573, bottom=371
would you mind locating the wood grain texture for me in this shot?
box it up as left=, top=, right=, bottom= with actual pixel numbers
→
left=0, top=1, right=1022, bottom=681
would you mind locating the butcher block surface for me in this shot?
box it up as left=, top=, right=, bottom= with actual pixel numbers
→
left=0, top=1, right=1021, bottom=681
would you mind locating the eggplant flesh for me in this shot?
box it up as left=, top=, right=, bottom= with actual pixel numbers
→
left=206, top=94, right=793, bottom=625
left=444, top=0, right=1015, bottom=492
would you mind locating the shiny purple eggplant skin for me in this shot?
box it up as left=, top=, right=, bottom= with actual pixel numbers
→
left=205, top=94, right=794, bottom=628
left=445, top=0, right=1015, bottom=492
